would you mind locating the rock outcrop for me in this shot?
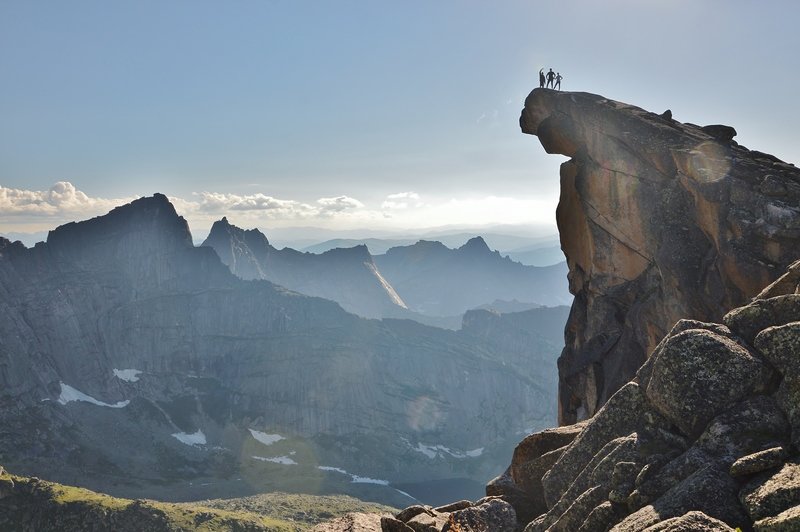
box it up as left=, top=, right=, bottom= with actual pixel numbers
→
left=0, top=194, right=561, bottom=504
left=383, top=259, right=800, bottom=531
left=202, top=217, right=408, bottom=319
left=521, top=89, right=800, bottom=424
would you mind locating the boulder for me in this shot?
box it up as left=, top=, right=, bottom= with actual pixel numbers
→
left=740, top=460, right=800, bottom=522
left=640, top=510, right=735, bottom=531
left=485, top=467, right=541, bottom=527
left=444, top=498, right=516, bottom=532
left=724, top=295, right=800, bottom=345
left=731, top=447, right=790, bottom=478
left=754, top=504, right=800, bottom=531
left=644, top=328, right=773, bottom=438
left=755, top=259, right=800, bottom=299
left=612, top=465, right=748, bottom=531
left=541, top=383, right=670, bottom=506
left=701, top=124, right=737, bottom=142
left=755, top=322, right=800, bottom=446
left=576, top=501, right=624, bottom=532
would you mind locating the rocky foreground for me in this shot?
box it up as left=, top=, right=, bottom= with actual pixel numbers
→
left=374, top=259, right=800, bottom=532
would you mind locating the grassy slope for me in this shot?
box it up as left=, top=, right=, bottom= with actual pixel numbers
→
left=0, top=467, right=393, bottom=531
left=182, top=492, right=395, bottom=528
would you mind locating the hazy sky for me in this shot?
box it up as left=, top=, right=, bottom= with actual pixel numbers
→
left=2, top=1, right=799, bottom=237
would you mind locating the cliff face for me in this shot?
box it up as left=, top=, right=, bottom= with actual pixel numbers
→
left=520, top=89, right=800, bottom=424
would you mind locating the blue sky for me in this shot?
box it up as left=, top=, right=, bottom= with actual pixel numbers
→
left=2, top=1, right=799, bottom=237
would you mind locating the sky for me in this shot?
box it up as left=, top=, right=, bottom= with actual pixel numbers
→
left=2, top=1, right=799, bottom=242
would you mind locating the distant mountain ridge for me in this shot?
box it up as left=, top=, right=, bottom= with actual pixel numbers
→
left=202, top=217, right=407, bottom=318
left=300, top=233, right=563, bottom=266
left=203, top=218, right=570, bottom=321
left=375, top=237, right=571, bottom=316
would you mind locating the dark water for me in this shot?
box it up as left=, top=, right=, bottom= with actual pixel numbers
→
left=393, top=478, right=486, bottom=507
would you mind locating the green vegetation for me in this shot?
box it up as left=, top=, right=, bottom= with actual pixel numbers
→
left=0, top=466, right=392, bottom=531
left=183, top=492, right=395, bottom=529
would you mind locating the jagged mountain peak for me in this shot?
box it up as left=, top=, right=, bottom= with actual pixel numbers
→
left=207, top=217, right=270, bottom=248
left=45, top=193, right=194, bottom=261
left=457, top=236, right=491, bottom=254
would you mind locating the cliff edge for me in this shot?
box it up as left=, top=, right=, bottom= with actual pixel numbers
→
left=521, top=89, right=800, bottom=424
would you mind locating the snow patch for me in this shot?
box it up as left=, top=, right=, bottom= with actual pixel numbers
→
left=248, top=429, right=285, bottom=446
left=57, top=382, right=129, bottom=408
left=410, top=441, right=484, bottom=459
left=351, top=475, right=389, bottom=485
left=317, top=466, right=388, bottom=485
left=252, top=455, right=297, bottom=465
left=318, top=466, right=348, bottom=475
left=318, top=465, right=416, bottom=500
left=172, top=430, right=206, bottom=446
left=113, top=369, right=142, bottom=382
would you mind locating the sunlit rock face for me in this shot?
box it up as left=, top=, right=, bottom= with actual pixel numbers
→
left=520, top=89, right=800, bottom=424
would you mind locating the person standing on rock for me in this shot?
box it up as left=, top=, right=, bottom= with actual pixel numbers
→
left=555, top=72, right=562, bottom=90
left=539, top=68, right=545, bottom=88
left=546, top=68, right=555, bottom=88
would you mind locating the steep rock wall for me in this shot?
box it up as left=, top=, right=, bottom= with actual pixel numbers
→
left=520, top=89, right=800, bottom=424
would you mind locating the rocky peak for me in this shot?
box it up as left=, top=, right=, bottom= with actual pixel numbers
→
left=457, top=236, right=491, bottom=255
left=207, top=216, right=271, bottom=249
left=319, top=243, right=373, bottom=262
left=521, top=89, right=800, bottom=424
left=46, top=193, right=194, bottom=264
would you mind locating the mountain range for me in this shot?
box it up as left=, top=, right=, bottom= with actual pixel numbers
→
left=201, top=217, right=570, bottom=321
left=0, top=194, right=567, bottom=507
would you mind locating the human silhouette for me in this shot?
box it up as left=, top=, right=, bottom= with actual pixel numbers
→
left=539, top=68, right=545, bottom=88
left=555, top=72, right=562, bottom=90
left=546, top=68, right=555, bottom=88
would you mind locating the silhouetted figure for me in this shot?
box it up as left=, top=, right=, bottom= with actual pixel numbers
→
left=546, top=68, right=555, bottom=88
left=539, top=68, right=545, bottom=88
left=555, top=72, right=562, bottom=90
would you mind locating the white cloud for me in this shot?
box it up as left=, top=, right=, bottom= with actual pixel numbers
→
left=381, top=191, right=422, bottom=210
left=0, top=182, right=133, bottom=216
left=0, top=182, right=557, bottom=236
left=189, top=192, right=317, bottom=217
left=316, top=195, right=364, bottom=214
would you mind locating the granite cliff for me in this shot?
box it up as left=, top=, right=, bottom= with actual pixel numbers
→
left=0, top=194, right=562, bottom=505
left=520, top=89, right=800, bottom=424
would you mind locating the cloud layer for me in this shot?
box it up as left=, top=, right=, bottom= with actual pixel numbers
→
left=1, top=182, right=556, bottom=234
left=0, top=182, right=133, bottom=216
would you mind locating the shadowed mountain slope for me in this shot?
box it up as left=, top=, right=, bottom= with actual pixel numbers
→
left=0, top=194, right=563, bottom=506
left=201, top=217, right=406, bottom=319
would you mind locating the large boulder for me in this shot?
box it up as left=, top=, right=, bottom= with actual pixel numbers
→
left=740, top=460, right=800, bottom=522
left=644, top=328, right=774, bottom=437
